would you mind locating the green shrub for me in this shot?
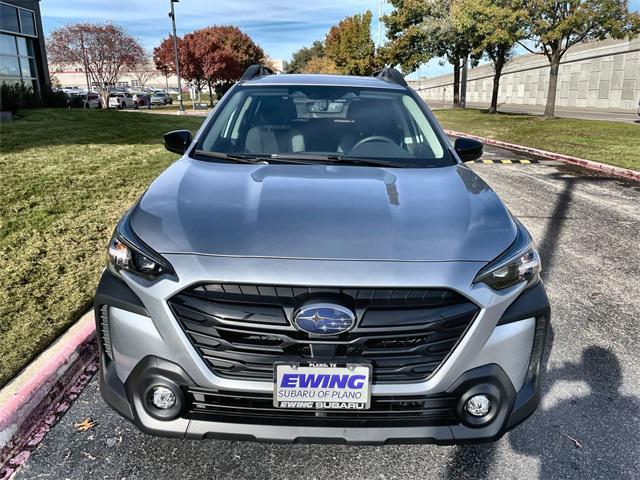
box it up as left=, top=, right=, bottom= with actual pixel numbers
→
left=0, top=84, right=26, bottom=114
left=42, top=87, right=69, bottom=108
left=0, top=84, right=69, bottom=113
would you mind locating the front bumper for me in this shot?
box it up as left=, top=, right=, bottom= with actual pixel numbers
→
left=95, top=257, right=550, bottom=444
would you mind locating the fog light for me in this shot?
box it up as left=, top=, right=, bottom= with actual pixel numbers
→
left=465, top=394, right=491, bottom=417
left=151, top=386, right=176, bottom=410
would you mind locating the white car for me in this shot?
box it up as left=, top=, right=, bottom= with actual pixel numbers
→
left=150, top=92, right=173, bottom=105
left=62, top=86, right=85, bottom=95
left=78, top=93, right=102, bottom=109
left=108, top=93, right=137, bottom=109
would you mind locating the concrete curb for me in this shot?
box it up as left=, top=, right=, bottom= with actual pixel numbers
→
left=0, top=311, right=98, bottom=478
left=444, top=129, right=640, bottom=183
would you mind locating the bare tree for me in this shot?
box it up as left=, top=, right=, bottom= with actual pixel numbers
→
left=132, top=56, right=155, bottom=89
left=48, top=23, right=144, bottom=107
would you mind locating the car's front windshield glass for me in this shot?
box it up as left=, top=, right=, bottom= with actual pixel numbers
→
left=196, top=85, right=452, bottom=167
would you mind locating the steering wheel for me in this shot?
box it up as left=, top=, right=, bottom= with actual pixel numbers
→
left=350, top=135, right=397, bottom=151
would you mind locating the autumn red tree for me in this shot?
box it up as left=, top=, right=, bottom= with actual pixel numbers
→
left=153, top=36, right=179, bottom=89
left=154, top=26, right=264, bottom=105
left=178, top=32, right=208, bottom=95
left=48, top=23, right=144, bottom=107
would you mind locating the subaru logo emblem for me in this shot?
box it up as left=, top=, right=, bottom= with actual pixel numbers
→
left=293, top=303, right=356, bottom=335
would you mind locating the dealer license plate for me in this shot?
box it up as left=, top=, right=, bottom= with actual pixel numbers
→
left=274, top=363, right=372, bottom=410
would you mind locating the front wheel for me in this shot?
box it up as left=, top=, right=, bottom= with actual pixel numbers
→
left=134, top=103, right=139, bottom=110
left=121, top=102, right=126, bottom=110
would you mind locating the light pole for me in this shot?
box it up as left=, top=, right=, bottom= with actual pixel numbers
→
left=460, top=55, right=468, bottom=108
left=377, top=0, right=382, bottom=49
left=169, top=0, right=185, bottom=113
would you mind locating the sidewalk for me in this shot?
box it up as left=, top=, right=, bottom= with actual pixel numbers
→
left=424, top=100, right=639, bottom=124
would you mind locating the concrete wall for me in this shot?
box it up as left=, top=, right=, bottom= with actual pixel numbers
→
left=412, top=37, right=640, bottom=111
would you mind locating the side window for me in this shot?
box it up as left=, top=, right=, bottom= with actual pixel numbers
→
left=200, top=91, right=247, bottom=151
left=401, top=96, right=444, bottom=158
left=230, top=97, right=253, bottom=141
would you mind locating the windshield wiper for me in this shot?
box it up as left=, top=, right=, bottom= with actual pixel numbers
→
left=194, top=150, right=322, bottom=165
left=194, top=150, right=407, bottom=168
left=193, top=150, right=272, bottom=164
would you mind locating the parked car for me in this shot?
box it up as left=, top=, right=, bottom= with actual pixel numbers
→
left=132, top=93, right=151, bottom=109
left=62, top=86, right=85, bottom=95
left=150, top=92, right=172, bottom=105
left=108, top=93, right=137, bottom=110
left=68, top=92, right=102, bottom=109
left=96, top=66, right=549, bottom=445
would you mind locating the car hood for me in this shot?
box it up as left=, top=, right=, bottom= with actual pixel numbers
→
left=130, top=159, right=517, bottom=262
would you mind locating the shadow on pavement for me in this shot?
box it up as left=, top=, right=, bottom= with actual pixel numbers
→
left=446, top=170, right=640, bottom=478
left=509, top=345, right=640, bottom=478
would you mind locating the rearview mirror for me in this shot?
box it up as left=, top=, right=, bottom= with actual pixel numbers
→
left=164, top=130, right=192, bottom=155
left=454, top=137, right=483, bottom=162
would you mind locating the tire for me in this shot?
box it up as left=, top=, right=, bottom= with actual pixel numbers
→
left=121, top=102, right=126, bottom=110
left=134, top=103, right=139, bottom=110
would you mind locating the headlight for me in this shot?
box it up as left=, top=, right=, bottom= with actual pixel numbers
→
left=107, top=211, right=175, bottom=279
left=474, top=221, right=541, bottom=290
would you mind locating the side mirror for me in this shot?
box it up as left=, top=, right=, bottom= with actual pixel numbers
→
left=454, top=137, right=483, bottom=162
left=164, top=130, right=192, bottom=155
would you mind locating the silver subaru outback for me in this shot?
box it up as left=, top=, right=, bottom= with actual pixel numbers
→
left=95, top=66, right=549, bottom=444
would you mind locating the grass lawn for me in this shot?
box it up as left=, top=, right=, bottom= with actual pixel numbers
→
left=433, top=108, right=640, bottom=171
left=0, top=109, right=204, bottom=387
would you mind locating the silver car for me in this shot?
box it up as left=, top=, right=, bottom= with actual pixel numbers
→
left=95, top=66, right=549, bottom=444
left=150, top=92, right=172, bottom=105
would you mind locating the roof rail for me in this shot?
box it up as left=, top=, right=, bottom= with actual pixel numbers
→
left=372, top=67, right=408, bottom=88
left=240, top=64, right=275, bottom=82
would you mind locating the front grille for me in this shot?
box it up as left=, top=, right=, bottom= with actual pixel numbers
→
left=169, top=284, right=479, bottom=384
left=186, top=388, right=458, bottom=427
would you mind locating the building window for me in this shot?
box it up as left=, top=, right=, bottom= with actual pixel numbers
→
left=0, top=4, right=19, bottom=33
left=131, top=80, right=140, bottom=87
left=117, top=81, right=129, bottom=87
left=0, top=33, right=38, bottom=91
left=19, top=9, right=36, bottom=36
left=0, top=3, right=37, bottom=37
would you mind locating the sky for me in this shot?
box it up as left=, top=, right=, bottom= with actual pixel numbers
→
left=41, top=0, right=640, bottom=80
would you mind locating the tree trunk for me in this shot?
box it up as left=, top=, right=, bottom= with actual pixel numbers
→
left=452, top=59, right=461, bottom=107
left=99, top=86, right=109, bottom=110
left=489, top=62, right=503, bottom=114
left=207, top=81, right=214, bottom=107
left=544, top=54, right=561, bottom=118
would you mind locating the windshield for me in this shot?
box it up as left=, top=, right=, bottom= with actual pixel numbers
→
left=196, top=85, right=452, bottom=167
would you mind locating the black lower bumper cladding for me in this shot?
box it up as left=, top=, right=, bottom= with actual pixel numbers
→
left=99, top=351, right=545, bottom=444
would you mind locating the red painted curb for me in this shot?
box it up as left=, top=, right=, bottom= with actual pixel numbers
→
left=0, top=321, right=95, bottom=427
left=0, top=313, right=98, bottom=478
left=445, top=129, right=640, bottom=183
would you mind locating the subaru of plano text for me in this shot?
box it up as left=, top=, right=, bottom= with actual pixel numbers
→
left=95, top=65, right=550, bottom=444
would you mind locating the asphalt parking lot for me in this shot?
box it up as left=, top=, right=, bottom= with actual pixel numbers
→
left=14, top=144, right=640, bottom=480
